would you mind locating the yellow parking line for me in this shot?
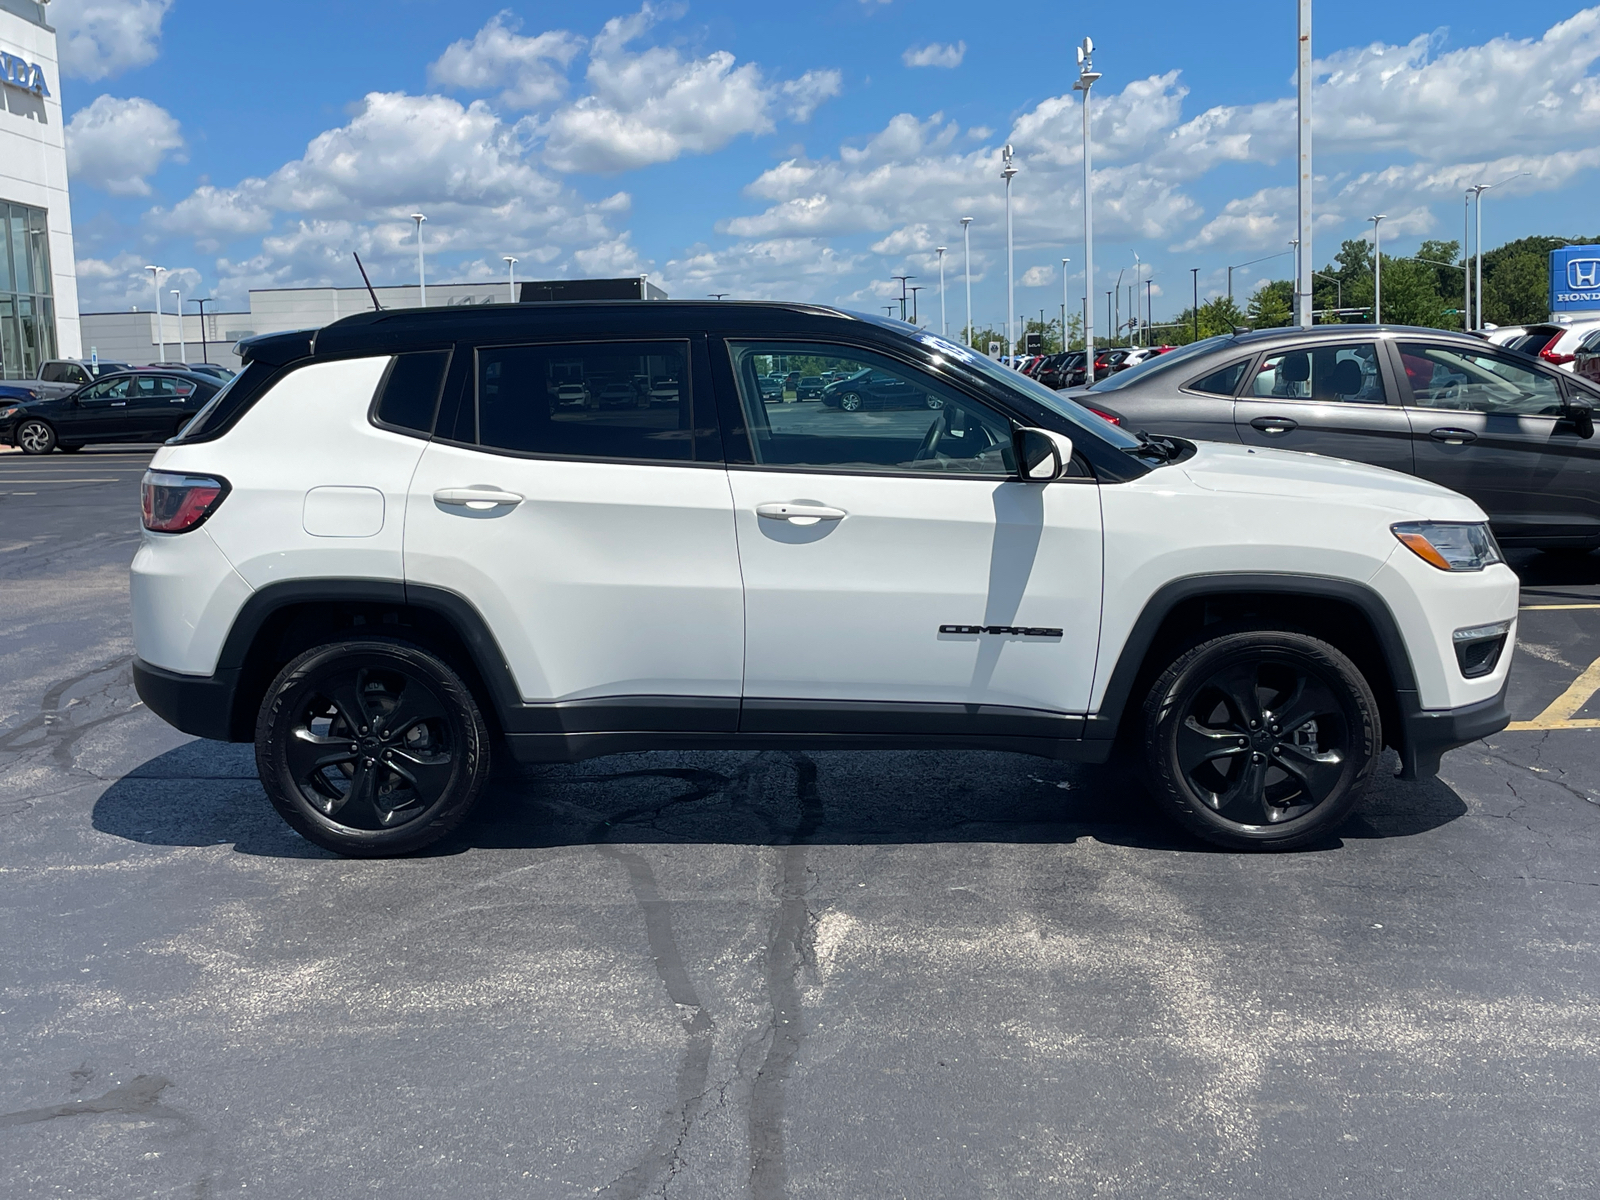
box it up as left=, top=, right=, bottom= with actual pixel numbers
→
left=1520, top=603, right=1600, bottom=610
left=1506, top=652, right=1600, bottom=731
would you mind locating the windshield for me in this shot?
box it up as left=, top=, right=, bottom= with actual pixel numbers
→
left=1084, top=335, right=1235, bottom=392
left=899, top=324, right=1146, bottom=451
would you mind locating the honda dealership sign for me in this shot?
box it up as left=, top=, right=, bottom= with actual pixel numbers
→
left=1551, top=245, right=1600, bottom=314
left=0, top=48, right=48, bottom=97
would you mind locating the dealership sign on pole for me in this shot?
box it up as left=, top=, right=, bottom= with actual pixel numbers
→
left=1551, top=246, right=1600, bottom=315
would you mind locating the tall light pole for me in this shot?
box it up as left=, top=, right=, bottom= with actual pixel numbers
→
left=1061, top=257, right=1071, bottom=349
left=1368, top=214, right=1386, bottom=324
left=960, top=217, right=974, bottom=348
left=1001, top=143, right=1018, bottom=362
left=1190, top=267, right=1200, bottom=343
left=1131, top=251, right=1142, bottom=345
left=171, top=288, right=186, bottom=362
left=936, top=246, right=948, bottom=336
left=145, top=265, right=166, bottom=362
left=410, top=213, right=427, bottom=307
left=190, top=298, right=213, bottom=364
left=1463, top=191, right=1473, bottom=331
left=909, top=286, right=924, bottom=325
left=1295, top=0, right=1313, bottom=328
left=892, top=274, right=915, bottom=321
left=503, top=255, right=518, bottom=304
left=1074, top=37, right=1100, bottom=382
left=1470, top=171, right=1529, bottom=329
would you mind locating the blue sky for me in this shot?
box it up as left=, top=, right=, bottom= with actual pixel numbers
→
left=53, top=0, right=1600, bottom=329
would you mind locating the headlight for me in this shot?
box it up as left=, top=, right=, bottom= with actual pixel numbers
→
left=0, top=404, right=17, bottom=418
left=1392, top=521, right=1504, bottom=572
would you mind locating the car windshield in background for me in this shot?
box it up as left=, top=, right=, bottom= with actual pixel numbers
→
left=900, top=326, right=1147, bottom=451
left=1084, top=335, right=1234, bottom=392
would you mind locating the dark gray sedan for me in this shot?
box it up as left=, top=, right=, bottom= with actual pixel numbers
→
left=1079, top=325, right=1600, bottom=551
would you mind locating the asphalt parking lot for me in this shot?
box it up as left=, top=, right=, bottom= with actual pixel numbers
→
left=3, top=447, right=1598, bottom=1199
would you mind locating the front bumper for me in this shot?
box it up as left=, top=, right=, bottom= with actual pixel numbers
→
left=1396, top=672, right=1511, bottom=780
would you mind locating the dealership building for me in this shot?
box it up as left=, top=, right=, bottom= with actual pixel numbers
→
left=80, top=277, right=666, bottom=372
left=0, top=0, right=80, bottom=376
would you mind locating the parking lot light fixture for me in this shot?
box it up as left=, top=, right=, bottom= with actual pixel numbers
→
left=410, top=213, right=427, bottom=307
left=1296, top=0, right=1313, bottom=328
left=936, top=247, right=948, bottom=336
left=1471, top=172, right=1529, bottom=329
left=1190, top=267, right=1199, bottom=342
left=503, top=255, right=518, bottom=304
left=1074, top=37, right=1100, bottom=381
left=1368, top=215, right=1386, bottom=324
left=145, top=265, right=166, bottom=361
left=960, top=217, right=974, bottom=348
left=1002, top=144, right=1018, bottom=362
left=171, top=288, right=186, bottom=362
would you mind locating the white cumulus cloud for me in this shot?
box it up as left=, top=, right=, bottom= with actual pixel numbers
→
left=51, top=0, right=173, bottom=81
left=427, top=10, right=584, bottom=110
left=903, top=41, right=965, bottom=69
left=66, top=94, right=183, bottom=195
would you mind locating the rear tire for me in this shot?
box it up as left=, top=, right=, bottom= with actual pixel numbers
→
left=1140, top=630, right=1380, bottom=851
left=255, top=638, right=490, bottom=857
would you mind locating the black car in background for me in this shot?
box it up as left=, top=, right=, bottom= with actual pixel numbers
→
left=795, top=375, right=825, bottom=399
left=1081, top=324, right=1600, bottom=551
left=0, top=369, right=224, bottom=454
left=821, top=367, right=942, bottom=411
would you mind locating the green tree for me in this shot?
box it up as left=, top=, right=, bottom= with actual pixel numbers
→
left=1247, top=280, right=1294, bottom=329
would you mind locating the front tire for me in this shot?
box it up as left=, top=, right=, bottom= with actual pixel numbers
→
left=839, top=391, right=863, bottom=411
left=255, top=639, right=490, bottom=857
left=16, top=418, right=55, bottom=454
left=1140, top=630, right=1379, bottom=851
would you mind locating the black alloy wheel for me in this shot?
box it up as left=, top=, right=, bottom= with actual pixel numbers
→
left=1141, top=630, right=1379, bottom=850
left=16, top=418, right=55, bottom=455
left=839, top=391, right=864, bottom=411
left=255, top=639, right=490, bottom=856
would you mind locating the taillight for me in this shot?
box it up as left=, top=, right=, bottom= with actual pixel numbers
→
left=1085, top=405, right=1122, bottom=425
left=1541, top=349, right=1576, bottom=365
left=141, top=471, right=229, bottom=532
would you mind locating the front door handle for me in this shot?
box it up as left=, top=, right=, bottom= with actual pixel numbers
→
left=756, top=502, right=847, bottom=522
left=111, top=401, right=127, bottom=407
left=1428, top=427, right=1478, bottom=445
left=433, top=487, right=524, bottom=509
left=1250, top=416, right=1298, bottom=434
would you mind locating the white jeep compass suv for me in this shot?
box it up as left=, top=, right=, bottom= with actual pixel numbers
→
left=131, top=302, right=1517, bottom=855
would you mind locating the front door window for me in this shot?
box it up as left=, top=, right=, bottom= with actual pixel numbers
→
left=1397, top=343, right=1564, bottom=415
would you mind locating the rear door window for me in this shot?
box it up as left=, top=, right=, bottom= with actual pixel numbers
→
left=470, top=341, right=700, bottom=463
left=1248, top=344, right=1386, bottom=403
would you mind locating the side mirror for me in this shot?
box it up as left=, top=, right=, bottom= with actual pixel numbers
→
left=1567, top=397, right=1594, bottom=440
left=1013, top=427, right=1074, bottom=481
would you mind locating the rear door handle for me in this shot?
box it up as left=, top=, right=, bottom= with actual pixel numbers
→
left=756, top=502, right=847, bottom=522
left=1249, top=416, right=1297, bottom=434
left=1428, top=428, right=1478, bottom=445
left=433, top=487, right=524, bottom=509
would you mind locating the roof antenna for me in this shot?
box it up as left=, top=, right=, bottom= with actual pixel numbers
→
left=353, top=252, right=382, bottom=311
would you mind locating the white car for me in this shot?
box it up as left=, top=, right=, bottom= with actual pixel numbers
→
left=1483, top=318, right=1600, bottom=372
left=130, top=303, right=1517, bottom=856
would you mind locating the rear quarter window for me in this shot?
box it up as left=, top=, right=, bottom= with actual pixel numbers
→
left=373, top=350, right=452, bottom=435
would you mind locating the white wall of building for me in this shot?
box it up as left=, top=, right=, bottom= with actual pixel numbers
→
left=0, top=0, right=78, bottom=361
left=79, top=310, right=248, bottom=371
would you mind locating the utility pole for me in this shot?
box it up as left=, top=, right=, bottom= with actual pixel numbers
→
left=1368, top=214, right=1386, bottom=324
left=936, top=246, right=948, bottom=336
left=960, top=217, right=974, bottom=348
left=1295, top=0, right=1313, bottom=328
left=1191, top=267, right=1200, bottom=342
left=411, top=213, right=428, bottom=307
left=1002, top=143, right=1018, bottom=361
left=190, top=298, right=213, bottom=364
left=892, top=275, right=915, bottom=321
left=1075, top=38, right=1100, bottom=382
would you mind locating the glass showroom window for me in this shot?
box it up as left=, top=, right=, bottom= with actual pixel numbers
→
left=0, top=203, right=54, bottom=379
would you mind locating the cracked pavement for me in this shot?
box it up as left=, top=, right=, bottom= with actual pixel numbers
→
left=3, top=449, right=1600, bottom=1198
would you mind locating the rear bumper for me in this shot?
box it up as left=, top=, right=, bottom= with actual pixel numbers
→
left=1397, top=674, right=1511, bottom=781
left=133, top=657, right=242, bottom=741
